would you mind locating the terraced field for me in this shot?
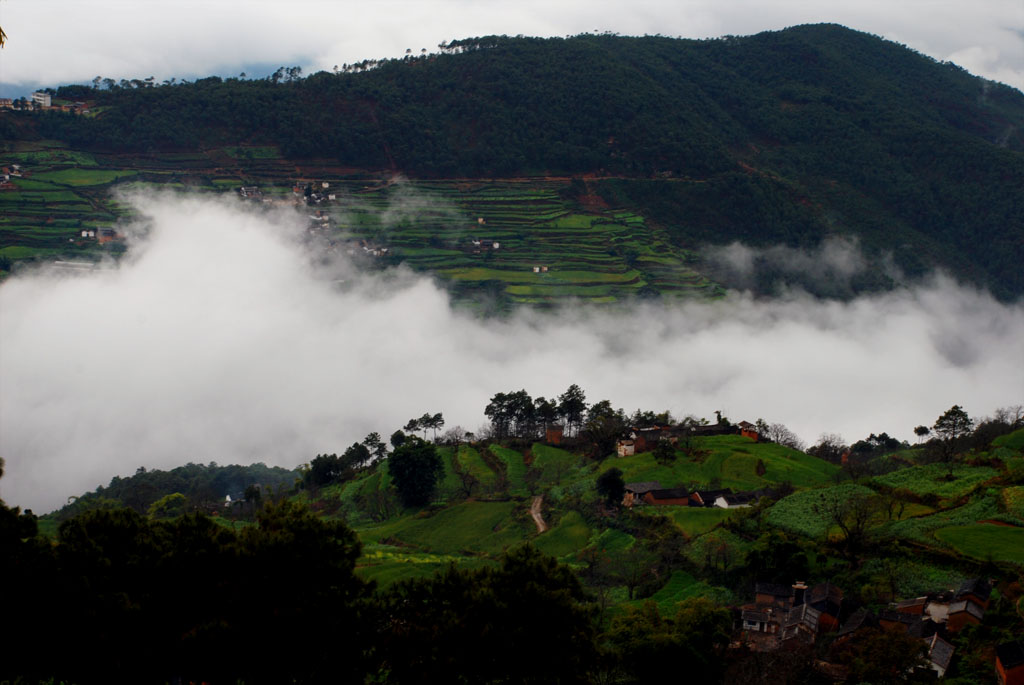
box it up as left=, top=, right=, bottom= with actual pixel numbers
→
left=0, top=142, right=725, bottom=307
left=597, top=435, right=838, bottom=492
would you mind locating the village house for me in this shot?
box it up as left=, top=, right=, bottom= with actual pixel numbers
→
left=622, top=481, right=661, bottom=507
left=737, top=420, right=760, bottom=440
left=0, top=98, right=13, bottom=109
left=739, top=580, right=845, bottom=651
left=833, top=607, right=877, bottom=647
left=615, top=439, right=635, bottom=457
left=956, top=577, right=992, bottom=609
left=997, top=640, right=1024, bottom=685
left=545, top=424, right=564, bottom=444
left=715, top=492, right=756, bottom=508
left=924, top=633, right=955, bottom=678
left=689, top=489, right=730, bottom=507
left=32, top=91, right=52, bottom=108
left=642, top=487, right=690, bottom=506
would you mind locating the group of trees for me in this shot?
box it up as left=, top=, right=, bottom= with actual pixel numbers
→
left=809, top=403, right=1023, bottom=476
left=2, top=468, right=737, bottom=684
left=304, top=432, right=389, bottom=488
left=49, top=461, right=299, bottom=521
left=484, top=384, right=586, bottom=440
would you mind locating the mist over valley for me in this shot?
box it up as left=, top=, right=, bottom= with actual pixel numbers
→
left=2, top=192, right=1021, bottom=512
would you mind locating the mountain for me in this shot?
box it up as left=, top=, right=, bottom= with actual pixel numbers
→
left=4, top=23, right=1024, bottom=299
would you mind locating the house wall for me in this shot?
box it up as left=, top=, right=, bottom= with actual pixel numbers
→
left=642, top=493, right=689, bottom=506
left=947, top=610, right=981, bottom=633
left=996, top=661, right=1024, bottom=685
left=545, top=426, right=563, bottom=445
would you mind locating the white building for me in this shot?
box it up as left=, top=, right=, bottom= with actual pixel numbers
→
left=32, top=91, right=52, bottom=108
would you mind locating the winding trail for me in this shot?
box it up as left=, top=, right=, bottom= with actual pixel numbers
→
left=530, top=495, right=548, bottom=533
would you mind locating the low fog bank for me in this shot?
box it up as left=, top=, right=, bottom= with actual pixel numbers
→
left=703, top=237, right=905, bottom=299
left=2, top=193, right=1022, bottom=512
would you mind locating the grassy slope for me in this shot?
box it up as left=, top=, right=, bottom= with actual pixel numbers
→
left=597, top=435, right=838, bottom=491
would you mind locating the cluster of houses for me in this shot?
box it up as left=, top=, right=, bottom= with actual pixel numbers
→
left=732, top=577, right=1014, bottom=680
left=616, top=420, right=759, bottom=457
left=0, top=93, right=91, bottom=113
left=237, top=183, right=339, bottom=208
left=73, top=227, right=119, bottom=244
left=468, top=238, right=500, bottom=253
left=1, top=164, right=24, bottom=190
left=623, top=481, right=770, bottom=509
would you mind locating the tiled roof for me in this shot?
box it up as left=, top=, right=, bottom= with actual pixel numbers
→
left=997, top=640, right=1024, bottom=670
left=624, top=481, right=661, bottom=494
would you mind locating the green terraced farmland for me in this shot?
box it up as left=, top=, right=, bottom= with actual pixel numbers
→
left=659, top=507, right=736, bottom=536
left=532, top=510, right=591, bottom=559
left=597, top=435, right=837, bottom=493
left=455, top=445, right=499, bottom=490
left=0, top=148, right=727, bottom=306
left=389, top=501, right=528, bottom=555
left=488, top=445, right=528, bottom=494
left=873, top=464, right=999, bottom=500
left=933, top=523, right=1024, bottom=564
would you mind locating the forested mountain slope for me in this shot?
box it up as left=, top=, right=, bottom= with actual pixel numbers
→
left=7, top=24, right=1024, bottom=297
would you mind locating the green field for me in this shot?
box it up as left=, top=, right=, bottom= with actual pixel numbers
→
left=455, top=445, right=499, bottom=490
left=933, top=523, right=1024, bottom=564
left=658, top=507, right=736, bottom=536
left=626, top=571, right=733, bottom=613
left=532, top=444, right=579, bottom=483
left=389, top=501, right=527, bottom=555
left=533, top=510, right=591, bottom=559
left=488, top=445, right=528, bottom=494
left=873, top=463, right=998, bottom=499
left=765, top=483, right=876, bottom=538
left=0, top=145, right=729, bottom=307
left=31, top=168, right=138, bottom=186
left=598, top=435, right=837, bottom=492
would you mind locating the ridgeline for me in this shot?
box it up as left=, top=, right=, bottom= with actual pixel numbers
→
left=3, top=23, right=1023, bottom=302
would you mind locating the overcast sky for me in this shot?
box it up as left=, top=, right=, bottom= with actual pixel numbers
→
left=2, top=192, right=1022, bottom=512
left=1, top=0, right=1023, bottom=95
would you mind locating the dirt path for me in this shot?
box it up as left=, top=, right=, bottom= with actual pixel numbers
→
left=530, top=495, right=548, bottom=534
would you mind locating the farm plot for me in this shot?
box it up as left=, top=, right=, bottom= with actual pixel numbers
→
left=873, top=463, right=998, bottom=500
left=455, top=445, right=499, bottom=490
left=531, top=444, right=579, bottom=484
left=626, top=571, right=734, bottom=613
left=390, top=501, right=527, bottom=555
left=532, top=510, right=591, bottom=559
left=659, top=507, right=735, bottom=536
left=933, top=523, right=1024, bottom=564
left=765, top=483, right=876, bottom=538
left=32, top=168, right=138, bottom=186
left=487, top=445, right=528, bottom=494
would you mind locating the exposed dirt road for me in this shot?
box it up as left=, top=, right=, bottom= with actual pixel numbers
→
left=530, top=495, right=548, bottom=533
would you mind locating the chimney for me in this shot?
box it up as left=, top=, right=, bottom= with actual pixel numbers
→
left=793, top=581, right=808, bottom=606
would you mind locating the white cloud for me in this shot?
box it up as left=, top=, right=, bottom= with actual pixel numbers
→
left=1, top=193, right=1021, bottom=512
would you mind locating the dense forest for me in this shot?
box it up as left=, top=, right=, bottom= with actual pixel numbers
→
left=12, top=24, right=1024, bottom=298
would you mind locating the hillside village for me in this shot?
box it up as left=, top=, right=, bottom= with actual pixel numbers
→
left=13, top=390, right=1023, bottom=683
left=2, top=24, right=1024, bottom=682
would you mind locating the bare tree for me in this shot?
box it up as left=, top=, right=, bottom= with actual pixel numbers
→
left=813, top=491, right=880, bottom=563
left=763, top=423, right=805, bottom=451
